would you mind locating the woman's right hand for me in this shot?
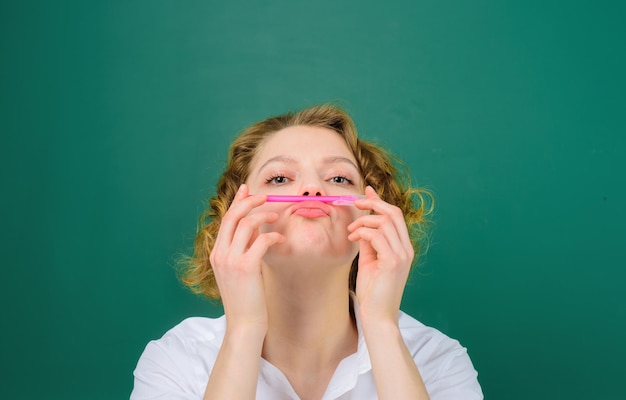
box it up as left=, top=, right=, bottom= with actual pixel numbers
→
left=209, top=183, right=285, bottom=335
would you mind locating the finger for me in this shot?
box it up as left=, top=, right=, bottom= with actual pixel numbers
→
left=229, top=211, right=279, bottom=255
left=354, top=188, right=412, bottom=254
left=215, top=184, right=267, bottom=248
left=245, top=232, right=286, bottom=262
left=354, top=186, right=413, bottom=254
left=350, top=227, right=414, bottom=270
left=348, top=214, right=406, bottom=256
left=348, top=227, right=397, bottom=267
left=214, top=184, right=248, bottom=249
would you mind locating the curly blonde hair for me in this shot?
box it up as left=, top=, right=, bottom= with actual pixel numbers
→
left=180, top=104, right=433, bottom=299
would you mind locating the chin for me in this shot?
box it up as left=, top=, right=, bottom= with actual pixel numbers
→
left=264, top=235, right=358, bottom=266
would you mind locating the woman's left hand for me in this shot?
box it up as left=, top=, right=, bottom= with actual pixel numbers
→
left=347, top=186, right=414, bottom=325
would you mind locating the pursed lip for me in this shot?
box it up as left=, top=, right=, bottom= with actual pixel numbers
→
left=291, top=200, right=331, bottom=216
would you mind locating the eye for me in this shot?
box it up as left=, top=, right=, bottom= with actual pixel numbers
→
left=329, top=175, right=353, bottom=185
left=265, top=174, right=290, bottom=185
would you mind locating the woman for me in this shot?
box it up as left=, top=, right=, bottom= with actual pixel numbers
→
left=131, top=104, right=483, bottom=399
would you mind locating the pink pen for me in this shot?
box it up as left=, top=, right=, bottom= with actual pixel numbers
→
left=265, top=195, right=365, bottom=206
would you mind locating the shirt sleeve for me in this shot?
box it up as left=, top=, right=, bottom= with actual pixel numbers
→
left=130, top=339, right=204, bottom=400
left=423, top=342, right=484, bottom=400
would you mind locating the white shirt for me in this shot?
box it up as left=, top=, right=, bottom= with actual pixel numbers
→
left=131, top=305, right=483, bottom=399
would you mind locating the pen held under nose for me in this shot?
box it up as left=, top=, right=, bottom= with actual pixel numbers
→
left=263, top=195, right=364, bottom=206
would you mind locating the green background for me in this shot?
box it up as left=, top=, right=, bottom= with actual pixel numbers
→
left=2, top=1, right=624, bottom=398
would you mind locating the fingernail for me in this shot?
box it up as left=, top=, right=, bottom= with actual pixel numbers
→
left=235, top=184, right=246, bottom=198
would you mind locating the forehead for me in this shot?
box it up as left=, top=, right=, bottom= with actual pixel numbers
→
left=252, top=125, right=356, bottom=166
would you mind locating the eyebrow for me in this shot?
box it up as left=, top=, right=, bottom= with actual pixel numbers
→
left=258, top=155, right=360, bottom=172
left=322, top=156, right=360, bottom=171
left=258, top=155, right=298, bottom=172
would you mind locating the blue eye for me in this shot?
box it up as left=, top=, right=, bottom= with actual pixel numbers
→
left=330, top=176, right=353, bottom=185
left=266, top=175, right=289, bottom=185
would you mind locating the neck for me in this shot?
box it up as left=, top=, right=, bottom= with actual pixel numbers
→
left=261, top=261, right=357, bottom=372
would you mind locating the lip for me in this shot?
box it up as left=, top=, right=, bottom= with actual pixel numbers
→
left=291, top=200, right=331, bottom=217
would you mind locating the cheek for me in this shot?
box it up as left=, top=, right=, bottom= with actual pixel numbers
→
left=334, top=208, right=367, bottom=237
left=253, top=203, right=287, bottom=233
left=348, top=208, right=370, bottom=222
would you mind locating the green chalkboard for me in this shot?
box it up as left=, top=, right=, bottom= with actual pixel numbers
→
left=1, top=1, right=624, bottom=399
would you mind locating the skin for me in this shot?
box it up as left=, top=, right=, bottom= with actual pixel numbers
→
left=204, top=126, right=429, bottom=400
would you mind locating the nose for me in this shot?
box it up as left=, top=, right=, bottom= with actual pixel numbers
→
left=300, top=173, right=325, bottom=196
left=301, top=181, right=324, bottom=197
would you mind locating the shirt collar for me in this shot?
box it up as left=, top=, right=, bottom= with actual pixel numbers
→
left=258, top=293, right=372, bottom=398
left=351, top=292, right=372, bottom=374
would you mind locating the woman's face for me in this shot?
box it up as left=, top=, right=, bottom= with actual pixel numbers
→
left=245, top=125, right=368, bottom=268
